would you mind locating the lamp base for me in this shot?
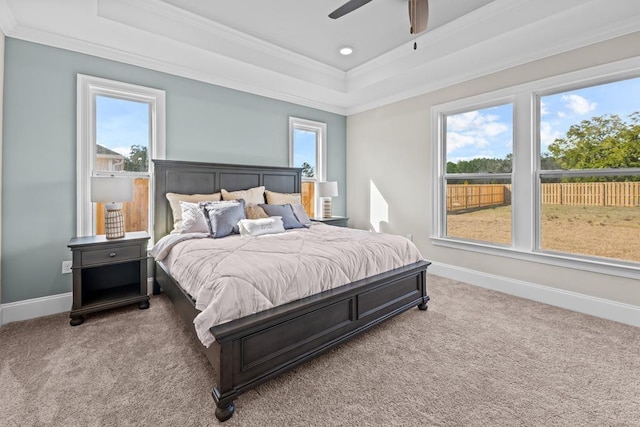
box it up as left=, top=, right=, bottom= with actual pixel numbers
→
left=322, top=198, right=333, bottom=219
left=104, top=203, right=125, bottom=239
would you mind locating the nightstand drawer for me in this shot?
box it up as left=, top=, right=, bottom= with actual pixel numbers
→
left=81, top=246, right=139, bottom=266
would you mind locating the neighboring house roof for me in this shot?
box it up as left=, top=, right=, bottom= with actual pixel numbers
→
left=96, top=144, right=125, bottom=157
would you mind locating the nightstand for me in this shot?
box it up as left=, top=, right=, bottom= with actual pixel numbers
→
left=310, top=216, right=349, bottom=227
left=68, top=231, right=150, bottom=326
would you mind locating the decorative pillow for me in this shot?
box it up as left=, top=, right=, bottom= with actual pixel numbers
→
left=201, top=200, right=247, bottom=238
left=179, top=201, right=211, bottom=234
left=291, top=203, right=312, bottom=227
left=265, top=190, right=302, bottom=205
left=238, top=217, right=285, bottom=237
left=221, top=186, right=265, bottom=205
left=259, top=204, right=306, bottom=229
left=246, top=204, right=269, bottom=220
left=166, top=192, right=221, bottom=233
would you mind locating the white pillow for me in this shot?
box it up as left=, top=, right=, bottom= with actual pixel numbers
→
left=238, top=217, right=285, bottom=237
left=179, top=201, right=210, bottom=234
left=221, top=186, right=265, bottom=205
left=166, top=192, right=221, bottom=233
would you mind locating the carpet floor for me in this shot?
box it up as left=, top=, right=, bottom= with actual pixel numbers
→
left=1, top=274, right=639, bottom=426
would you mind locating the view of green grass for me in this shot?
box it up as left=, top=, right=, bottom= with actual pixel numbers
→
left=447, top=205, right=640, bottom=262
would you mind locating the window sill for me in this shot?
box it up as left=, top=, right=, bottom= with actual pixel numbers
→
left=430, top=237, right=640, bottom=280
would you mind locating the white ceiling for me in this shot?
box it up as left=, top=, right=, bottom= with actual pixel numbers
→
left=1, top=0, right=640, bottom=115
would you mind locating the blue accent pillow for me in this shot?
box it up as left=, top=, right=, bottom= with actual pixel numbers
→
left=201, top=200, right=246, bottom=238
left=259, top=204, right=306, bottom=229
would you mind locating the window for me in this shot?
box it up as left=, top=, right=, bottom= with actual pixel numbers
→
left=289, top=117, right=326, bottom=217
left=77, top=75, right=165, bottom=240
left=538, top=77, right=640, bottom=263
left=441, top=103, right=514, bottom=246
left=433, top=58, right=640, bottom=275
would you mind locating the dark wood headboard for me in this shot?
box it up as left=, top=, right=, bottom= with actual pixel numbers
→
left=152, top=160, right=302, bottom=240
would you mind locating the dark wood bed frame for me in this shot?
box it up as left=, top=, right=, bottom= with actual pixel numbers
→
left=152, top=159, right=431, bottom=422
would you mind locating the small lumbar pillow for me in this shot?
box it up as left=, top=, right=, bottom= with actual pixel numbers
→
left=246, top=204, right=269, bottom=220
left=221, top=186, right=265, bottom=205
left=291, top=203, right=312, bottom=227
left=166, top=192, right=221, bottom=233
left=179, top=201, right=211, bottom=234
left=238, top=217, right=285, bottom=237
left=265, top=190, right=301, bottom=205
left=260, top=204, right=306, bottom=229
left=201, top=200, right=246, bottom=238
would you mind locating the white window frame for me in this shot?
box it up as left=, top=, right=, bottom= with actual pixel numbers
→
left=436, top=98, right=515, bottom=247
left=431, top=57, right=640, bottom=279
left=77, top=74, right=166, bottom=241
left=288, top=117, right=327, bottom=214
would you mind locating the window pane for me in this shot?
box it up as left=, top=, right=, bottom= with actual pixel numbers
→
left=292, top=127, right=317, bottom=178
left=96, top=177, right=149, bottom=234
left=444, top=103, right=513, bottom=245
left=540, top=77, right=640, bottom=170
left=95, top=95, right=150, bottom=173
left=445, top=178, right=512, bottom=245
left=446, top=104, right=513, bottom=172
left=540, top=176, right=640, bottom=262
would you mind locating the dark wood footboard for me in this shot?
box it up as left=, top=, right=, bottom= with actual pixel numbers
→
left=155, top=259, right=430, bottom=421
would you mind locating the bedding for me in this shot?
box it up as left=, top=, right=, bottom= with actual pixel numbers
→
left=151, top=223, right=424, bottom=347
left=166, top=192, right=221, bottom=233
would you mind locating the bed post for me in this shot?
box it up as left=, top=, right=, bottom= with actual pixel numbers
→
left=211, top=340, right=237, bottom=422
left=417, top=269, right=430, bottom=310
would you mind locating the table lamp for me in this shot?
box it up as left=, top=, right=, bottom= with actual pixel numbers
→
left=317, top=181, right=338, bottom=218
left=91, top=176, right=134, bottom=239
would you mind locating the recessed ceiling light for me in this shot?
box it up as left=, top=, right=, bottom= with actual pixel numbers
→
left=339, top=46, right=353, bottom=56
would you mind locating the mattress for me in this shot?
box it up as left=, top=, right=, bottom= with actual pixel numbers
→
left=151, top=223, right=424, bottom=347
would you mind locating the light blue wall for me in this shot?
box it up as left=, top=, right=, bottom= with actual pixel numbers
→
left=2, top=38, right=346, bottom=303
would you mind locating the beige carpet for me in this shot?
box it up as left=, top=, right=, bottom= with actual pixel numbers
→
left=1, top=275, right=639, bottom=426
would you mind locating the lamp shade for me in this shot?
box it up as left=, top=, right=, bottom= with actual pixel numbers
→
left=91, top=176, right=134, bottom=203
left=317, top=181, right=338, bottom=198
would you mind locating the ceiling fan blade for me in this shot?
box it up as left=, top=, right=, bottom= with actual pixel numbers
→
left=408, top=0, right=429, bottom=34
left=329, top=0, right=373, bottom=19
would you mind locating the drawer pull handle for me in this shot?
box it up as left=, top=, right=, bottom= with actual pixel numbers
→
left=109, top=252, right=117, bottom=257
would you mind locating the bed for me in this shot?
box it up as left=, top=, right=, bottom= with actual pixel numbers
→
left=151, top=159, right=431, bottom=422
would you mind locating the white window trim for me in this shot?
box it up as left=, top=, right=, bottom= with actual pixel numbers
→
left=431, top=56, right=640, bottom=279
left=76, top=74, right=166, bottom=240
left=288, top=116, right=327, bottom=215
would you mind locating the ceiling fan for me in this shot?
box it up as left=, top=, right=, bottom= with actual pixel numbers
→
left=329, top=0, right=429, bottom=47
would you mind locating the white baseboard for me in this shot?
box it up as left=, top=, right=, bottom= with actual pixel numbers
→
left=0, top=278, right=157, bottom=326
left=1, top=292, right=72, bottom=326
left=429, top=263, right=640, bottom=328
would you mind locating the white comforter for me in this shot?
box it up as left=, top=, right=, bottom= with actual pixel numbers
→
left=151, top=223, right=424, bottom=347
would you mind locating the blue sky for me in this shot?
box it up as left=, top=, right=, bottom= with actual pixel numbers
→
left=96, top=95, right=150, bottom=157
left=446, top=76, right=640, bottom=163
left=292, top=128, right=316, bottom=174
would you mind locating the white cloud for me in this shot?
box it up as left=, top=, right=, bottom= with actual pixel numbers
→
left=446, top=111, right=481, bottom=132
left=540, top=121, right=561, bottom=150
left=562, top=94, right=597, bottom=115
left=540, top=101, right=549, bottom=116
left=446, top=109, right=510, bottom=156
left=446, top=132, right=480, bottom=153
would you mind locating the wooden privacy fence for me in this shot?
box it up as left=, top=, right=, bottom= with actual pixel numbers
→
left=541, top=182, right=640, bottom=207
left=447, top=184, right=512, bottom=212
left=447, top=182, right=640, bottom=212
